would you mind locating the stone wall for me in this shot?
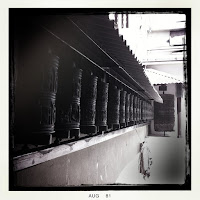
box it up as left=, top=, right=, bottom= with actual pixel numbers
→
left=14, top=125, right=148, bottom=187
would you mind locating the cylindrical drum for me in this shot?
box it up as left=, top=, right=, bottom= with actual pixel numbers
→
left=136, top=96, right=140, bottom=123
left=139, top=99, right=142, bottom=121
left=143, top=101, right=146, bottom=121
left=148, top=103, right=151, bottom=120
left=32, top=54, right=59, bottom=144
left=148, top=103, right=150, bottom=120
left=147, top=103, right=149, bottom=120
left=80, top=73, right=98, bottom=134
left=145, top=102, right=148, bottom=120
left=120, top=90, right=126, bottom=125
left=96, top=81, right=109, bottom=131
left=56, top=67, right=82, bottom=138
left=14, top=49, right=60, bottom=145
left=141, top=99, right=143, bottom=121
left=134, top=95, right=137, bottom=123
left=138, top=98, right=141, bottom=122
left=107, top=85, right=120, bottom=128
left=35, top=55, right=59, bottom=132
left=150, top=104, right=153, bottom=120
left=129, top=94, right=134, bottom=123
left=125, top=93, right=130, bottom=124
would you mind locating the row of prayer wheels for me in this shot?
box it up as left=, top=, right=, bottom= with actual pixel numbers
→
left=15, top=53, right=153, bottom=145
left=56, top=66, right=153, bottom=140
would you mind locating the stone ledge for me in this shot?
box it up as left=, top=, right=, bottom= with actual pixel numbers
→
left=13, top=123, right=148, bottom=172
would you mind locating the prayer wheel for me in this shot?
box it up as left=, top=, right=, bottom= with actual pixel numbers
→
left=134, top=95, right=137, bottom=124
left=146, top=102, right=148, bottom=121
left=107, top=85, right=120, bottom=130
left=139, top=99, right=142, bottom=122
left=30, top=54, right=59, bottom=144
left=125, top=93, right=130, bottom=125
left=141, top=99, right=144, bottom=122
left=136, top=96, right=140, bottom=123
left=56, top=66, right=82, bottom=139
left=147, top=102, right=149, bottom=120
left=143, top=101, right=146, bottom=121
left=129, top=94, right=134, bottom=125
left=138, top=98, right=141, bottom=122
left=150, top=103, right=153, bottom=120
left=14, top=42, right=60, bottom=145
left=96, top=80, right=109, bottom=132
left=80, top=73, right=98, bottom=134
left=120, top=90, right=126, bottom=127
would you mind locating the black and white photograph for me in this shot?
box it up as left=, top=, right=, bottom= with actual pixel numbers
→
left=8, top=8, right=191, bottom=190
left=3, top=0, right=200, bottom=198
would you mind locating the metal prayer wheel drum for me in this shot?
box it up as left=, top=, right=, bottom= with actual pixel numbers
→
left=146, top=103, right=148, bottom=121
left=143, top=101, right=146, bottom=121
left=129, top=94, right=134, bottom=125
left=80, top=73, right=98, bottom=134
left=134, top=96, right=138, bottom=123
left=30, top=54, right=59, bottom=144
left=120, top=90, right=126, bottom=127
left=55, top=67, right=82, bottom=139
left=69, top=67, right=82, bottom=129
left=133, top=95, right=136, bottom=124
left=125, top=93, right=130, bottom=125
left=149, top=103, right=153, bottom=120
left=14, top=48, right=59, bottom=145
left=141, top=100, right=144, bottom=121
left=148, top=103, right=150, bottom=120
left=96, top=81, right=109, bottom=132
left=139, top=99, right=142, bottom=122
left=138, top=98, right=141, bottom=122
left=145, top=101, right=148, bottom=121
left=107, top=85, right=120, bottom=130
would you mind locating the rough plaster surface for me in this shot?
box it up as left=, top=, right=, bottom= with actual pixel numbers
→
left=15, top=126, right=147, bottom=187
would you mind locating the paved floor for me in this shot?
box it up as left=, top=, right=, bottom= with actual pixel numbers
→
left=116, top=136, right=186, bottom=184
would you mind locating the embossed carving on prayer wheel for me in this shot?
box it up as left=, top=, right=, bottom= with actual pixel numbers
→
left=80, top=73, right=98, bottom=134
left=120, top=90, right=126, bottom=127
left=14, top=48, right=60, bottom=145
left=125, top=93, right=130, bottom=125
left=146, top=101, right=148, bottom=121
left=146, top=103, right=149, bottom=120
left=147, top=102, right=149, bottom=120
left=136, top=96, right=139, bottom=123
left=148, top=103, right=151, bottom=120
left=138, top=98, right=141, bottom=122
left=96, top=81, right=109, bottom=132
left=129, top=94, right=134, bottom=125
left=56, top=67, right=82, bottom=139
left=134, top=95, right=137, bottom=124
left=32, top=54, right=59, bottom=144
left=141, top=100, right=144, bottom=121
left=139, top=99, right=141, bottom=122
left=150, top=103, right=153, bottom=120
left=107, top=85, right=120, bottom=130
left=143, top=101, right=146, bottom=121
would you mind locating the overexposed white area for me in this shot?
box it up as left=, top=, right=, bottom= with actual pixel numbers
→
left=144, top=68, right=183, bottom=85
left=109, top=13, right=186, bottom=65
